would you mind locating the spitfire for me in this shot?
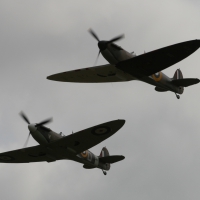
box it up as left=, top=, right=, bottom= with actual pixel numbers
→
left=47, top=30, right=200, bottom=99
left=0, top=112, right=125, bottom=175
left=2, top=30, right=200, bottom=177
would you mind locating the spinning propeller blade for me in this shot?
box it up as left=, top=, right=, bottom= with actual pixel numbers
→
left=93, top=50, right=101, bottom=66
left=36, top=118, right=53, bottom=127
left=20, top=112, right=30, bottom=124
left=88, top=29, right=100, bottom=41
left=108, top=34, right=124, bottom=44
left=23, top=132, right=31, bottom=148
left=20, top=112, right=32, bottom=147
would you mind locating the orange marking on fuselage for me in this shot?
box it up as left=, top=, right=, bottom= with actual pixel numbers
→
left=81, top=150, right=88, bottom=158
left=152, top=72, right=162, bottom=82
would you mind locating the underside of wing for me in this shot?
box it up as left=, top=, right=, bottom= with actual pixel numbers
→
left=116, top=40, right=200, bottom=77
left=49, top=120, right=125, bottom=154
left=47, top=64, right=129, bottom=83
left=0, top=145, right=58, bottom=163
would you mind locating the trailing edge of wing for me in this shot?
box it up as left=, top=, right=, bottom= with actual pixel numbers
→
left=116, top=39, right=200, bottom=77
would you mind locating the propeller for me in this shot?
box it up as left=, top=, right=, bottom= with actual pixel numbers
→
left=88, top=29, right=124, bottom=65
left=108, top=34, right=124, bottom=44
left=93, top=50, right=101, bottom=66
left=20, top=112, right=30, bottom=124
left=23, top=133, right=31, bottom=148
left=36, top=118, right=52, bottom=127
left=19, top=112, right=52, bottom=148
left=88, top=29, right=124, bottom=44
left=88, top=29, right=100, bottom=42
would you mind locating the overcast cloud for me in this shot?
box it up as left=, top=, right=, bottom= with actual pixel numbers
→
left=0, top=0, right=200, bottom=200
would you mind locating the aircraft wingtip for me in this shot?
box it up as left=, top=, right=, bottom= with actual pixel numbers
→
left=118, top=119, right=126, bottom=126
left=196, top=39, right=200, bottom=46
left=46, top=75, right=54, bottom=80
left=46, top=74, right=65, bottom=82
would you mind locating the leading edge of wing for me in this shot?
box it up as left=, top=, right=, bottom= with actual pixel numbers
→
left=48, top=119, right=125, bottom=154
left=116, top=39, right=200, bottom=77
left=47, top=64, right=124, bottom=83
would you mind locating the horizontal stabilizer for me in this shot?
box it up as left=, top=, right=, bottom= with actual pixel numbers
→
left=99, top=155, right=125, bottom=164
left=83, top=164, right=95, bottom=169
left=155, top=86, right=168, bottom=92
left=171, top=78, right=200, bottom=87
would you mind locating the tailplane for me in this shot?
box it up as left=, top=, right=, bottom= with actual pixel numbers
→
left=99, top=147, right=125, bottom=163
left=172, top=78, right=200, bottom=87
left=172, top=69, right=199, bottom=87
left=99, top=155, right=125, bottom=164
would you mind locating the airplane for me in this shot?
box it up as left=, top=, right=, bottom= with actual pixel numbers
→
left=0, top=112, right=125, bottom=175
left=47, top=30, right=200, bottom=99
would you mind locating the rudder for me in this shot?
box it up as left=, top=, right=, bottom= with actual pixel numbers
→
left=99, top=147, right=110, bottom=170
left=99, top=147, right=110, bottom=158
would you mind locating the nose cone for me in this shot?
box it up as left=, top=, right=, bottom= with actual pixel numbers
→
left=98, top=41, right=108, bottom=51
left=28, top=124, right=37, bottom=132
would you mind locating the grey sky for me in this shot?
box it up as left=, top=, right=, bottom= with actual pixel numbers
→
left=0, top=0, right=200, bottom=199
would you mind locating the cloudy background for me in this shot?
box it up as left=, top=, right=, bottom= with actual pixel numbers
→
left=0, top=0, right=200, bottom=199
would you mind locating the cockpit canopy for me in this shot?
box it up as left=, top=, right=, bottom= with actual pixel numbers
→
left=59, top=132, right=65, bottom=137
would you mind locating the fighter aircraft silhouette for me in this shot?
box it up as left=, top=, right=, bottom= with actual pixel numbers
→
left=47, top=30, right=200, bottom=99
left=0, top=112, right=125, bottom=175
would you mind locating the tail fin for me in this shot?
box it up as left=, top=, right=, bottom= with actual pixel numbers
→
left=99, top=147, right=109, bottom=158
left=99, top=147, right=110, bottom=170
left=173, top=69, right=183, bottom=80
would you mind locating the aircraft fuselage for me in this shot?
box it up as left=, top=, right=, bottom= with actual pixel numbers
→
left=28, top=124, right=110, bottom=171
